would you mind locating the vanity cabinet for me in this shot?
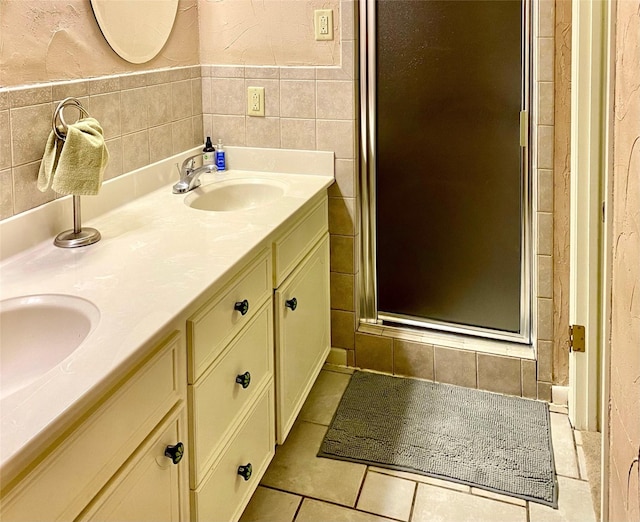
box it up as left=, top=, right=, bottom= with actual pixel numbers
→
left=186, top=248, right=275, bottom=522
left=77, top=406, right=188, bottom=522
left=273, top=196, right=331, bottom=443
left=0, top=332, right=188, bottom=522
left=1, top=185, right=331, bottom=522
left=186, top=194, right=330, bottom=521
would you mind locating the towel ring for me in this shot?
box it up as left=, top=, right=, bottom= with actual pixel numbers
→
left=51, top=97, right=101, bottom=249
left=53, top=97, right=90, bottom=141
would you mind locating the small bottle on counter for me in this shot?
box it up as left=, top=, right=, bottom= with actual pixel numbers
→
left=215, top=138, right=226, bottom=171
left=202, top=136, right=215, bottom=166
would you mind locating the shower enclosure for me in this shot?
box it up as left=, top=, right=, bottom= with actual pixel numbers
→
left=360, top=0, right=531, bottom=343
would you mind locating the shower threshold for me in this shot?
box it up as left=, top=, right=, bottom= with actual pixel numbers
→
left=359, top=318, right=534, bottom=361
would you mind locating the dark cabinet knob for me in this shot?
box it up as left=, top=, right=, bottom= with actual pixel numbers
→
left=164, top=442, right=184, bottom=465
left=234, top=299, right=249, bottom=315
left=237, top=463, right=253, bottom=481
left=235, top=371, right=251, bottom=389
left=285, top=297, right=297, bottom=311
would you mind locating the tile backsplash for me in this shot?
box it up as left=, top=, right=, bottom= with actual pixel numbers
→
left=201, top=64, right=355, bottom=153
left=0, top=66, right=203, bottom=220
left=0, top=62, right=359, bottom=221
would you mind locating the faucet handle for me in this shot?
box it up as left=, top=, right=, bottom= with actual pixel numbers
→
left=180, top=155, right=200, bottom=174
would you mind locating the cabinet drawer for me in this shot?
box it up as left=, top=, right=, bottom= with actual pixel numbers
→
left=1, top=333, right=183, bottom=522
left=191, top=387, right=275, bottom=522
left=188, top=249, right=271, bottom=383
left=78, top=406, right=189, bottom=522
left=189, top=303, right=273, bottom=487
left=273, top=196, right=328, bottom=287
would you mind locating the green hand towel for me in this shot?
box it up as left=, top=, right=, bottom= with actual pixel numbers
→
left=37, top=118, right=109, bottom=196
left=37, top=129, right=63, bottom=193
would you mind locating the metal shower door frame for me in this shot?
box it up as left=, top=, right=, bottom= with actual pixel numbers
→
left=358, top=0, right=533, bottom=344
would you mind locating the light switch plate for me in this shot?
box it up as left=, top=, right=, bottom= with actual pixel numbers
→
left=314, top=9, right=333, bottom=41
left=247, top=86, right=265, bottom=117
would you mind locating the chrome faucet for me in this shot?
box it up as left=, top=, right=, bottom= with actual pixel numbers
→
left=172, top=154, right=217, bottom=194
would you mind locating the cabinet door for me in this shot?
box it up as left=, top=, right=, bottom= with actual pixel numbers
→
left=78, top=407, right=189, bottom=522
left=274, top=234, right=330, bottom=443
left=0, top=333, right=184, bottom=522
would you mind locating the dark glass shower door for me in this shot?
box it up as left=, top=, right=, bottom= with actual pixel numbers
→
left=375, top=0, right=525, bottom=333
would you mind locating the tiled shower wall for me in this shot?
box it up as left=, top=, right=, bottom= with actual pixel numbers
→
left=533, top=0, right=557, bottom=399
left=348, top=0, right=557, bottom=401
left=0, top=66, right=203, bottom=220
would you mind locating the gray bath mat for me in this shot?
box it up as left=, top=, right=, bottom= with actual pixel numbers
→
left=319, top=371, right=558, bottom=507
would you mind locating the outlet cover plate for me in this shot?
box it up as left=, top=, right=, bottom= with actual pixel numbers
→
left=247, top=86, right=265, bottom=117
left=314, top=9, right=333, bottom=41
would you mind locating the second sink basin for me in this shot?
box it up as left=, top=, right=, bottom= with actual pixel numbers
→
left=0, top=294, right=100, bottom=399
left=185, top=178, right=286, bottom=212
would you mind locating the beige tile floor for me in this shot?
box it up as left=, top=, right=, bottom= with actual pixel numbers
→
left=240, top=367, right=597, bottom=522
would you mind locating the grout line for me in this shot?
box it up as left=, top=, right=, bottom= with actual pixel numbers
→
left=408, top=479, right=419, bottom=522
left=469, top=488, right=531, bottom=508
left=298, top=418, right=331, bottom=428
left=354, top=506, right=406, bottom=522
left=291, top=494, right=304, bottom=522
left=369, top=468, right=534, bottom=509
left=322, top=366, right=355, bottom=376
left=259, top=484, right=297, bottom=495
left=556, top=471, right=582, bottom=480
left=353, top=465, right=368, bottom=508
left=259, top=485, right=366, bottom=515
left=575, top=444, right=585, bottom=481
left=569, top=425, right=583, bottom=481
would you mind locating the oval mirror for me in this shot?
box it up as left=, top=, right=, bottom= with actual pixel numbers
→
left=90, top=0, right=179, bottom=64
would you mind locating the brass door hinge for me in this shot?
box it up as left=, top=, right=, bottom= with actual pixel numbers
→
left=569, top=324, right=586, bottom=352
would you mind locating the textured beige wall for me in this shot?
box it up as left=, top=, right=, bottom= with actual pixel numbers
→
left=553, top=0, right=571, bottom=386
left=0, top=0, right=199, bottom=87
left=198, top=0, right=340, bottom=66
left=608, top=1, right=640, bottom=519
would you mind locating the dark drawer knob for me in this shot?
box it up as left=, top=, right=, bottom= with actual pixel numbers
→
left=235, top=371, right=251, bottom=389
left=164, top=442, right=184, bottom=465
left=234, top=299, right=249, bottom=315
left=237, top=463, right=252, bottom=481
left=285, top=297, right=297, bottom=311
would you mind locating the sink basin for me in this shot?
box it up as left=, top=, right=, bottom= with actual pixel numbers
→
left=185, top=178, right=286, bottom=212
left=0, top=295, right=100, bottom=399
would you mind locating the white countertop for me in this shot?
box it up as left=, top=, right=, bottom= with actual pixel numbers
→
left=0, top=146, right=334, bottom=480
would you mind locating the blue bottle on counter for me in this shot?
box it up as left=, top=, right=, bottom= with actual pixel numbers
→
left=215, top=139, right=226, bottom=171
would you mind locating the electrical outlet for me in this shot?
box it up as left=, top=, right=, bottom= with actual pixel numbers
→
left=247, top=86, right=265, bottom=117
left=314, top=9, right=333, bottom=41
